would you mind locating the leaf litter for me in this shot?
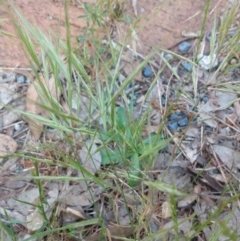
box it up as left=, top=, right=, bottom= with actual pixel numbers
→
left=1, top=1, right=240, bottom=241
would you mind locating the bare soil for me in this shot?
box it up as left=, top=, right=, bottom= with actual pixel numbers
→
left=0, top=0, right=227, bottom=67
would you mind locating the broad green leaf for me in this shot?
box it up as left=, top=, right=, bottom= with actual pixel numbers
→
left=77, top=14, right=88, bottom=19
left=123, top=14, right=133, bottom=24
left=83, top=3, right=91, bottom=13
left=127, top=153, right=141, bottom=187
left=99, top=130, right=112, bottom=141
left=116, top=106, right=128, bottom=130
left=101, top=148, right=130, bottom=165
left=137, top=134, right=166, bottom=155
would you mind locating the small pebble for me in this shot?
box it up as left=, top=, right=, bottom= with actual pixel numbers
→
left=182, top=62, right=192, bottom=72
left=113, top=75, right=131, bottom=94
left=178, top=41, right=191, bottom=53
left=198, top=54, right=218, bottom=70
left=161, top=95, right=166, bottom=106
left=132, top=93, right=139, bottom=106
left=201, top=96, right=209, bottom=103
left=140, top=7, right=145, bottom=13
left=125, top=83, right=132, bottom=90
left=14, top=123, right=21, bottom=131
left=204, top=125, right=213, bottom=132
left=16, top=75, right=26, bottom=84
left=188, top=105, right=194, bottom=111
left=229, top=31, right=236, bottom=38
left=167, top=121, right=178, bottom=131
left=206, top=34, right=211, bottom=42
left=164, top=53, right=174, bottom=62
left=230, top=58, right=238, bottom=65
left=232, top=67, right=240, bottom=80
left=180, top=110, right=188, bottom=116
left=170, top=113, right=180, bottom=121
left=209, top=169, right=220, bottom=175
left=14, top=164, right=24, bottom=173
left=196, top=155, right=207, bottom=165
left=177, top=117, right=188, bottom=127
left=142, top=66, right=154, bottom=78
left=112, top=85, right=118, bottom=94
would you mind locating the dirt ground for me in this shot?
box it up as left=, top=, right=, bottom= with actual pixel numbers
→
left=0, top=0, right=228, bottom=68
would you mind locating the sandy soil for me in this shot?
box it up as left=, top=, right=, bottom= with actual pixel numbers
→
left=0, top=0, right=227, bottom=67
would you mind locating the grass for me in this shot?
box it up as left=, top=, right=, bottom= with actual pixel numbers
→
left=1, top=0, right=240, bottom=240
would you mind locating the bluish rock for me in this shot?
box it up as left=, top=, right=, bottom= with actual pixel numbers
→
left=232, top=68, right=240, bottom=80
left=16, top=75, right=26, bottom=84
left=167, top=121, right=178, bottom=131
left=125, top=83, right=132, bottom=90
left=142, top=66, right=154, bottom=78
left=164, top=53, right=174, bottom=62
left=206, top=34, right=211, bottom=42
left=112, top=85, right=118, bottom=94
left=205, top=125, right=213, bottom=132
left=178, top=117, right=188, bottom=127
left=188, top=105, right=194, bottom=110
left=211, top=169, right=220, bottom=174
left=132, top=94, right=138, bottom=106
left=170, top=113, right=180, bottom=120
left=161, top=95, right=166, bottom=106
left=229, top=31, right=236, bottom=38
left=180, top=110, right=188, bottom=116
left=178, top=41, right=191, bottom=53
left=14, top=165, right=24, bottom=173
left=201, top=96, right=209, bottom=103
left=182, top=62, right=192, bottom=72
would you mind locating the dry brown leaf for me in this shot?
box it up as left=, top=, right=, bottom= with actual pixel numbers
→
left=66, top=207, right=86, bottom=219
left=216, top=205, right=240, bottom=241
left=209, top=93, right=236, bottom=110
left=26, top=188, right=58, bottom=233
left=118, top=205, right=131, bottom=225
left=162, top=200, right=172, bottom=219
left=177, top=185, right=201, bottom=208
left=234, top=101, right=240, bottom=117
left=0, top=83, right=19, bottom=110
left=213, top=145, right=240, bottom=170
left=210, top=173, right=227, bottom=183
left=86, top=224, right=134, bottom=241
left=26, top=83, right=44, bottom=140
left=78, top=139, right=101, bottom=175
left=0, top=207, right=25, bottom=227
left=143, top=125, right=160, bottom=136
left=4, top=179, right=26, bottom=189
left=182, top=145, right=199, bottom=164
left=58, top=184, right=100, bottom=206
left=26, top=75, right=60, bottom=140
left=0, top=134, right=17, bottom=163
left=122, top=61, right=142, bottom=81
left=178, top=194, right=197, bottom=208
left=163, top=217, right=195, bottom=238
left=198, top=92, right=237, bottom=127
left=158, top=166, right=191, bottom=190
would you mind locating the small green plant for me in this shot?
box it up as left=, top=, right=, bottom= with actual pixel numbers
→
left=77, top=1, right=121, bottom=45
left=78, top=3, right=107, bottom=35
left=99, top=106, right=169, bottom=186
